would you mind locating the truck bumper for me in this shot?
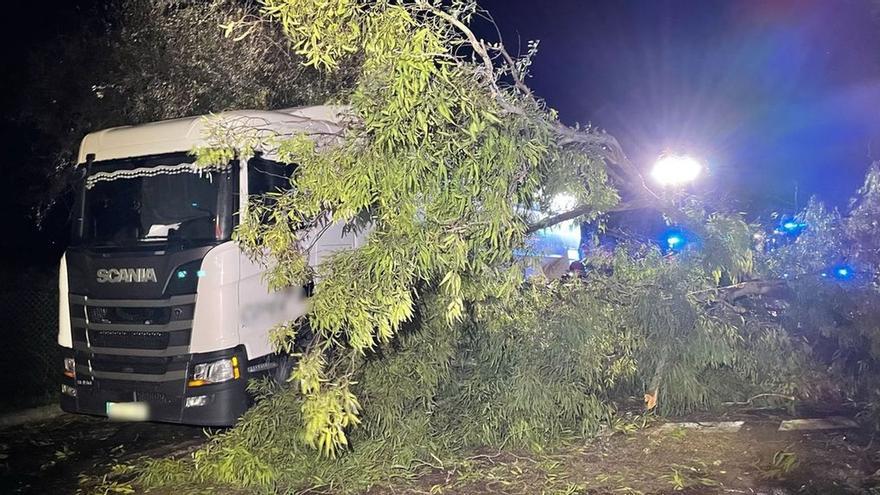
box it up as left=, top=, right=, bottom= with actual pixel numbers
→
left=60, top=346, right=252, bottom=426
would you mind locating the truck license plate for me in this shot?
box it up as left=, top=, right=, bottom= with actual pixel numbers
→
left=106, top=401, right=150, bottom=421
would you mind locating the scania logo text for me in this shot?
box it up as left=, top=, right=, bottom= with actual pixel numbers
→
left=96, top=268, right=158, bottom=283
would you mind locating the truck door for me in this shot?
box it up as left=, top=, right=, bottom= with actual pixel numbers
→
left=237, top=157, right=307, bottom=359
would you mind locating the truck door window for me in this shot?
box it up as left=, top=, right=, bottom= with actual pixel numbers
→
left=248, top=157, right=295, bottom=199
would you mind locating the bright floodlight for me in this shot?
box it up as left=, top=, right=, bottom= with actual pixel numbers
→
left=651, top=154, right=702, bottom=186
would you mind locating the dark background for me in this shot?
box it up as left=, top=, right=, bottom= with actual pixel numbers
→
left=0, top=1, right=101, bottom=268
left=2, top=0, right=880, bottom=267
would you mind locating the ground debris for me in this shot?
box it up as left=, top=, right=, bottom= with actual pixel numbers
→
left=654, top=421, right=745, bottom=433
left=778, top=417, right=860, bottom=432
left=372, top=413, right=879, bottom=495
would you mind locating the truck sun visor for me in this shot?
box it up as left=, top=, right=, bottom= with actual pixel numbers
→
left=86, top=162, right=230, bottom=189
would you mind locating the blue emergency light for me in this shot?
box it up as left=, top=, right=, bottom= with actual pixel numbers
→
left=661, top=229, right=688, bottom=253
left=829, top=263, right=855, bottom=281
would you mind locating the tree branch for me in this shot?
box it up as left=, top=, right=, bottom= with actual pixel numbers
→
left=425, top=4, right=663, bottom=212
left=687, top=278, right=790, bottom=313
left=525, top=198, right=653, bottom=234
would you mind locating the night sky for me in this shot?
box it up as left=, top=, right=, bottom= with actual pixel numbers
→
left=479, top=0, right=880, bottom=211
left=2, top=0, right=880, bottom=266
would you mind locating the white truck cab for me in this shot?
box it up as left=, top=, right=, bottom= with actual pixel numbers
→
left=58, top=106, right=363, bottom=425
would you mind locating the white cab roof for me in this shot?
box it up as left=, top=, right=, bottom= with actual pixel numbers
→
left=77, top=105, right=347, bottom=164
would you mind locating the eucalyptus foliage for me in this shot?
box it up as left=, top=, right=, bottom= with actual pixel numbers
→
left=135, top=1, right=844, bottom=493
left=139, top=240, right=807, bottom=493
left=216, top=0, right=618, bottom=459
left=757, top=165, right=880, bottom=420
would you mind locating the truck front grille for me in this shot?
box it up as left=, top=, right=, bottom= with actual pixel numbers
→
left=89, top=330, right=170, bottom=350
left=87, top=306, right=172, bottom=325
left=90, top=354, right=188, bottom=375
left=70, top=294, right=195, bottom=358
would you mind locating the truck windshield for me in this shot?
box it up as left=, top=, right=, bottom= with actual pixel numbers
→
left=74, top=153, right=235, bottom=247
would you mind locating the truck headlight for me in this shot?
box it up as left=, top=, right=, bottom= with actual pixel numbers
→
left=63, top=357, right=75, bottom=378
left=188, top=356, right=240, bottom=387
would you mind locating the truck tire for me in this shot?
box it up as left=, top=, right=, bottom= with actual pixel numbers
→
left=272, top=352, right=295, bottom=387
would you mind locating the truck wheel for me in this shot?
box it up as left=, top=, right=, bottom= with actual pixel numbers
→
left=272, top=352, right=295, bottom=387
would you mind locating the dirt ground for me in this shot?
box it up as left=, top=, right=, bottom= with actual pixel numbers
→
left=0, top=413, right=209, bottom=494
left=371, top=409, right=880, bottom=495
left=1, top=407, right=878, bottom=494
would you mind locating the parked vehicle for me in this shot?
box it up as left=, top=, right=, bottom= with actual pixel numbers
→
left=58, top=106, right=364, bottom=425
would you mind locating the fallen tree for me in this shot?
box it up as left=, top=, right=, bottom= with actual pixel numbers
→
left=130, top=1, right=880, bottom=493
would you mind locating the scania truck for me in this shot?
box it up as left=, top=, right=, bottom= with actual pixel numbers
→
left=58, top=106, right=362, bottom=426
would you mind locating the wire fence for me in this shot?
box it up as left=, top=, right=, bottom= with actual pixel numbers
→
left=0, top=269, right=60, bottom=412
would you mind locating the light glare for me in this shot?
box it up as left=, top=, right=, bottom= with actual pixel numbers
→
left=550, top=193, right=578, bottom=213
left=651, top=155, right=702, bottom=186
